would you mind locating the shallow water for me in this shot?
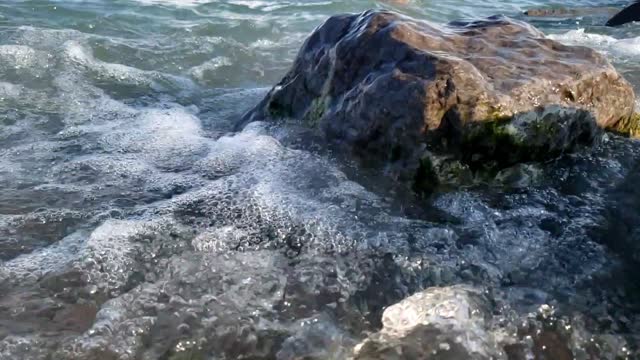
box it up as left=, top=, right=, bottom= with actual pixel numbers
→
left=1, top=0, right=640, bottom=359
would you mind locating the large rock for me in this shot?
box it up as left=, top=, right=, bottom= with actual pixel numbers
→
left=240, top=10, right=636, bottom=191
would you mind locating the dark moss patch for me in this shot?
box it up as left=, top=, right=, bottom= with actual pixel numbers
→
left=458, top=120, right=534, bottom=169
left=413, top=157, right=440, bottom=194
left=458, top=107, right=600, bottom=169
left=416, top=107, right=601, bottom=193
left=267, top=99, right=291, bottom=119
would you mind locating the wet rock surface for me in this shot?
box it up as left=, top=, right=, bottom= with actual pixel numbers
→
left=241, top=10, right=636, bottom=191
left=352, top=285, right=501, bottom=359
left=353, top=284, right=636, bottom=360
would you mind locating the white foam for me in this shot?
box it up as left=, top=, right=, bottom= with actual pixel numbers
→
left=189, top=56, right=233, bottom=81
left=50, top=155, right=155, bottom=185
left=0, top=335, right=49, bottom=360
left=0, top=45, right=49, bottom=69
left=52, top=71, right=138, bottom=127
left=78, top=219, right=179, bottom=295
left=66, top=294, right=154, bottom=360
left=99, top=107, right=210, bottom=168
left=163, top=128, right=407, bottom=253
left=133, top=0, right=210, bottom=6
left=64, top=40, right=154, bottom=86
left=250, top=39, right=278, bottom=49
left=14, top=26, right=84, bottom=50
left=0, top=82, right=22, bottom=98
left=548, top=29, right=640, bottom=58
left=192, top=226, right=248, bottom=252
left=0, top=45, right=51, bottom=79
left=63, top=40, right=195, bottom=92
left=227, top=0, right=273, bottom=9
left=0, top=231, right=86, bottom=285
left=0, top=218, right=169, bottom=291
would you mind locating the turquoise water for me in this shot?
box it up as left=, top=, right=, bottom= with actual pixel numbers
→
left=1, top=0, right=640, bottom=358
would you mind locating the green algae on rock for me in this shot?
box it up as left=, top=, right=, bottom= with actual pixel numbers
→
left=611, top=113, right=640, bottom=138
left=304, top=96, right=331, bottom=126
left=456, top=106, right=602, bottom=166
left=240, top=10, right=636, bottom=192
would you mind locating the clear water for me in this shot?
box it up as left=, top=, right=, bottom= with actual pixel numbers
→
left=0, top=0, right=640, bottom=359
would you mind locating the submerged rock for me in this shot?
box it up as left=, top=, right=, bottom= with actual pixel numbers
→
left=240, top=10, right=637, bottom=191
left=351, top=286, right=635, bottom=360
left=352, top=285, right=504, bottom=359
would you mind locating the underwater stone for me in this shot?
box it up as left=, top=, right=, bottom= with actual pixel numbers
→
left=351, top=285, right=504, bottom=359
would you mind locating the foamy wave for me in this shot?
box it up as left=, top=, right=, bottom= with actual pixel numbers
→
left=548, top=29, right=640, bottom=57
left=63, top=40, right=195, bottom=91
left=189, top=56, right=233, bottom=81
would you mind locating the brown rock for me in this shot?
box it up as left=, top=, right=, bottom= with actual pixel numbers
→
left=240, top=10, right=636, bottom=190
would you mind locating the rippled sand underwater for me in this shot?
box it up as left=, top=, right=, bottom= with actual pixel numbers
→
left=1, top=0, right=640, bottom=359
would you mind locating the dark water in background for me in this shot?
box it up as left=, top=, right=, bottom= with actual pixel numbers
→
left=1, top=0, right=640, bottom=358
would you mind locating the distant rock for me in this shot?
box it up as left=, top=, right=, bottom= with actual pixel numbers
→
left=606, top=1, right=640, bottom=27
left=523, top=3, right=640, bottom=27
left=240, top=11, right=637, bottom=191
left=524, top=6, right=618, bottom=18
